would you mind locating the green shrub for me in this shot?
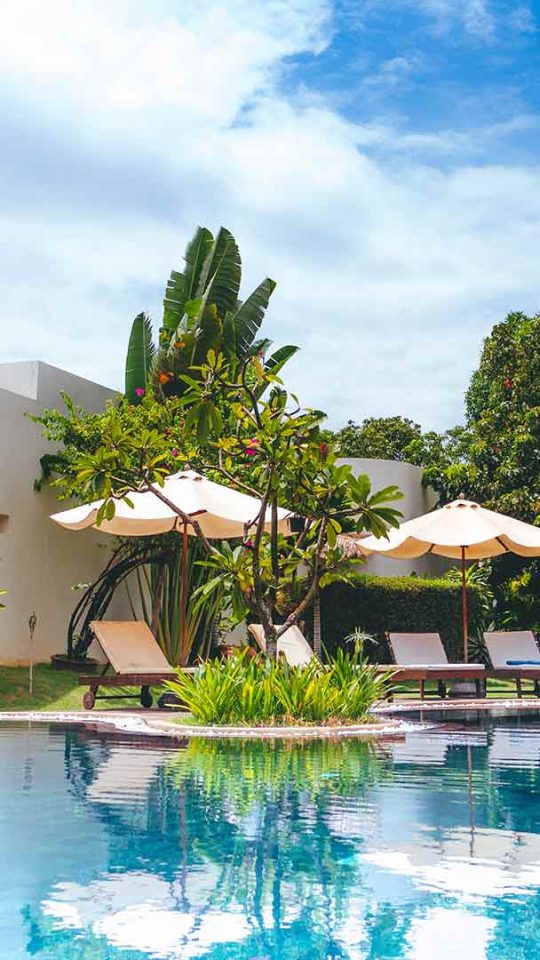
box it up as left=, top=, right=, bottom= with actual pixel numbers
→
left=320, top=575, right=482, bottom=663
left=164, top=648, right=391, bottom=725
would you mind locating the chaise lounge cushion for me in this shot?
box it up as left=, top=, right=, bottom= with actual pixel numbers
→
left=484, top=630, right=540, bottom=671
left=388, top=632, right=484, bottom=670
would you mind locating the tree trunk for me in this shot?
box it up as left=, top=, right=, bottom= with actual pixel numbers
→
left=313, top=591, right=322, bottom=656
left=265, top=627, right=278, bottom=659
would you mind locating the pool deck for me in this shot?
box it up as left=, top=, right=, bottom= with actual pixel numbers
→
left=1, top=696, right=540, bottom=739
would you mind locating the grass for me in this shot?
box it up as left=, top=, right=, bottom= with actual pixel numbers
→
left=0, top=665, right=533, bottom=714
left=0, top=664, right=169, bottom=712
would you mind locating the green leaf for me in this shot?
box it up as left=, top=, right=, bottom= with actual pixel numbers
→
left=163, top=270, right=186, bottom=334
left=125, top=313, right=155, bottom=403
left=264, top=344, right=299, bottom=376
left=183, top=227, right=214, bottom=302
left=162, top=227, right=214, bottom=334
left=231, top=278, right=276, bottom=359
left=196, top=227, right=241, bottom=317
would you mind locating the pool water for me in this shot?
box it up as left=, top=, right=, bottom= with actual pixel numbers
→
left=2, top=718, right=540, bottom=959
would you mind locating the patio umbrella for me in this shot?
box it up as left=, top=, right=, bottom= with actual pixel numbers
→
left=51, top=469, right=291, bottom=651
left=359, top=495, right=540, bottom=661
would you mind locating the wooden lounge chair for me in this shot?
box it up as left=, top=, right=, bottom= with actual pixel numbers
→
left=247, top=624, right=315, bottom=667
left=80, top=620, right=182, bottom=710
left=387, top=632, right=486, bottom=700
left=484, top=630, right=540, bottom=698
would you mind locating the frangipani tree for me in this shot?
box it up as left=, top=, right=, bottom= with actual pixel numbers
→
left=70, top=348, right=403, bottom=658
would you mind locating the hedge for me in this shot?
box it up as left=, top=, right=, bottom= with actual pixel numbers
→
left=319, top=575, right=482, bottom=663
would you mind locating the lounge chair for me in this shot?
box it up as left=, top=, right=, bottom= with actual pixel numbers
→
left=387, top=632, right=486, bottom=700
left=484, top=630, right=540, bottom=698
left=80, top=620, right=187, bottom=710
left=247, top=623, right=315, bottom=667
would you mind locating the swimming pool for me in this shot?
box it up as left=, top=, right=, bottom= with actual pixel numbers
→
left=1, top=717, right=540, bottom=959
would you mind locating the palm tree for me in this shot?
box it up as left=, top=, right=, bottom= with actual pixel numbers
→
left=125, top=225, right=298, bottom=403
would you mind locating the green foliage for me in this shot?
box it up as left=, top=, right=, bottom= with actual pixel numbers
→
left=406, top=311, right=540, bottom=631
left=125, top=224, right=298, bottom=401
left=333, top=416, right=423, bottom=461
left=128, top=537, right=223, bottom=666
left=124, top=312, right=155, bottom=404
left=67, top=345, right=403, bottom=656
left=320, top=574, right=483, bottom=662
left=417, top=311, right=540, bottom=519
left=36, top=225, right=402, bottom=660
left=164, top=646, right=392, bottom=725
left=33, top=392, right=195, bottom=500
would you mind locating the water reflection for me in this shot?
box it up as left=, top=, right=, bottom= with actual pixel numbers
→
left=2, top=720, right=540, bottom=958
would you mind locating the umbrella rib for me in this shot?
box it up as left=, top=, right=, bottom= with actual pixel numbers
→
left=495, top=536, right=509, bottom=553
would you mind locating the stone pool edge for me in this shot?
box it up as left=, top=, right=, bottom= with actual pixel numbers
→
left=0, top=710, right=421, bottom=740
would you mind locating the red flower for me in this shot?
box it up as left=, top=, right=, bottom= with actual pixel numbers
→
left=243, top=539, right=253, bottom=550
left=319, top=442, right=329, bottom=460
left=504, top=377, right=513, bottom=390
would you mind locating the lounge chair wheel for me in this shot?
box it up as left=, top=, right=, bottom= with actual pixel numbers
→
left=140, top=686, right=153, bottom=709
left=83, top=690, right=96, bottom=710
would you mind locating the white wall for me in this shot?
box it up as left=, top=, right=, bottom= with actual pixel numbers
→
left=338, top=457, right=447, bottom=578
left=0, top=361, right=128, bottom=664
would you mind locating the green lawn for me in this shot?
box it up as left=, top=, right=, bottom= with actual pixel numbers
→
left=0, top=664, right=171, bottom=712
left=0, top=663, right=531, bottom=713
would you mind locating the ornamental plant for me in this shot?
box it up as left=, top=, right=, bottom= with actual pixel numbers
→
left=164, top=646, right=392, bottom=725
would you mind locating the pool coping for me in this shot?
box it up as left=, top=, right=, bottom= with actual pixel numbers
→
left=2, top=697, right=540, bottom=740
left=0, top=710, right=421, bottom=740
left=376, top=697, right=540, bottom=714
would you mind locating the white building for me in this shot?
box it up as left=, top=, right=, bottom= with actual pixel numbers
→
left=0, top=361, right=443, bottom=665
left=338, top=457, right=446, bottom=578
left=0, top=361, right=128, bottom=665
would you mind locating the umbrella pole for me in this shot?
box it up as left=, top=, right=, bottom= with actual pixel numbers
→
left=461, top=546, right=469, bottom=662
left=181, top=521, right=188, bottom=664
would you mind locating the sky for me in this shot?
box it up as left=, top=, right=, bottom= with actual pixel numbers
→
left=1, top=0, right=540, bottom=431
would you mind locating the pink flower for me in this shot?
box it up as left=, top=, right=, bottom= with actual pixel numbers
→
left=243, top=539, right=253, bottom=550
left=135, top=388, right=145, bottom=397
left=245, top=438, right=260, bottom=457
left=171, top=449, right=179, bottom=457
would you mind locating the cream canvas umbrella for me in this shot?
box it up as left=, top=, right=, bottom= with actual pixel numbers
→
left=359, top=495, right=540, bottom=660
left=51, top=469, right=291, bottom=650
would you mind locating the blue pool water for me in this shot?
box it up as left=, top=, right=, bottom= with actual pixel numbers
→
left=1, top=718, right=540, bottom=959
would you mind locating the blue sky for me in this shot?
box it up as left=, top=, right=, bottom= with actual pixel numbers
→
left=1, top=0, right=539, bottom=429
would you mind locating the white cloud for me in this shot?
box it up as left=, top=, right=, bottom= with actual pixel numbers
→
left=1, top=0, right=539, bottom=431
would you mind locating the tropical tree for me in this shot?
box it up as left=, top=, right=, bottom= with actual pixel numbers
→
left=67, top=347, right=403, bottom=658
left=124, top=225, right=298, bottom=404
left=333, top=415, right=423, bottom=461
left=36, top=225, right=301, bottom=661
left=406, top=311, right=540, bottom=629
